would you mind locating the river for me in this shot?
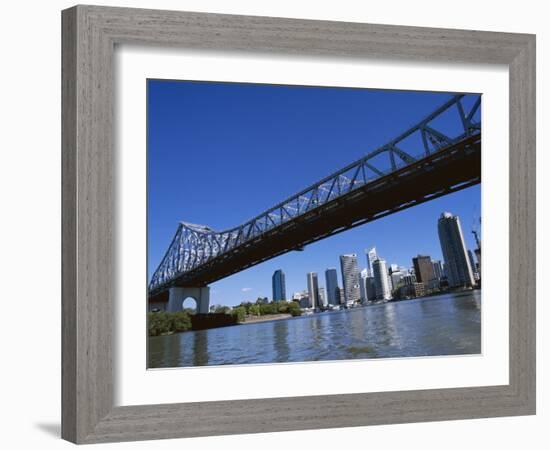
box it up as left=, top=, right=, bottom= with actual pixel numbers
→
left=148, top=290, right=481, bottom=368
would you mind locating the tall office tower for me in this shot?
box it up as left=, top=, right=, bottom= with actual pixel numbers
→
left=318, top=287, right=327, bottom=308
left=272, top=269, right=286, bottom=301
left=432, top=260, right=444, bottom=280
left=387, top=271, right=393, bottom=292
left=468, top=249, right=481, bottom=281
left=325, top=268, right=340, bottom=305
left=467, top=249, right=477, bottom=273
left=359, top=268, right=369, bottom=303
left=365, top=277, right=376, bottom=301
left=340, top=254, right=361, bottom=305
left=412, top=255, right=436, bottom=284
left=365, top=247, right=377, bottom=276
left=306, top=272, right=320, bottom=309
left=335, top=286, right=343, bottom=304
left=438, top=212, right=475, bottom=287
left=390, top=269, right=406, bottom=291
left=292, top=291, right=309, bottom=309
left=372, top=258, right=392, bottom=300
left=474, top=248, right=481, bottom=273
left=360, top=276, right=377, bottom=304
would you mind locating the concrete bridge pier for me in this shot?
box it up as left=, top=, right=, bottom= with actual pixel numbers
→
left=167, top=286, right=210, bottom=314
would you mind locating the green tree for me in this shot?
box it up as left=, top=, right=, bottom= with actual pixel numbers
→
left=147, top=310, right=192, bottom=336
left=212, top=304, right=231, bottom=314
left=276, top=301, right=290, bottom=314
left=288, top=301, right=302, bottom=317
left=259, top=302, right=277, bottom=315
left=249, top=304, right=260, bottom=316
left=240, top=301, right=253, bottom=314
left=170, top=310, right=192, bottom=332
left=231, top=306, right=246, bottom=322
left=147, top=312, right=171, bottom=336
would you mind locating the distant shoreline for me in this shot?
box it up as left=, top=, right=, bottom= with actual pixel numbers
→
left=241, top=313, right=293, bottom=325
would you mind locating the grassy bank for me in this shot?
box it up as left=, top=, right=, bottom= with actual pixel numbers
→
left=231, top=300, right=302, bottom=323
left=148, top=300, right=303, bottom=336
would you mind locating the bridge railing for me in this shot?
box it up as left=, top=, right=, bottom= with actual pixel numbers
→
left=149, top=94, right=481, bottom=292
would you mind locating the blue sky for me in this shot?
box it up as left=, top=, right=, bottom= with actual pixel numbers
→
left=147, top=80, right=481, bottom=307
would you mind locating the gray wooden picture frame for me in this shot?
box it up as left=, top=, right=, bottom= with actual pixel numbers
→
left=62, top=4, right=536, bottom=444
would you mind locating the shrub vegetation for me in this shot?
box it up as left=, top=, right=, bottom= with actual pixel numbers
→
left=147, top=310, right=192, bottom=336
left=233, top=299, right=302, bottom=320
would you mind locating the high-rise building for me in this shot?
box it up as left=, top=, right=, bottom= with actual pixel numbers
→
left=365, top=277, right=376, bottom=301
left=390, top=269, right=407, bottom=291
left=467, top=249, right=478, bottom=272
left=360, top=268, right=377, bottom=303
left=365, top=247, right=377, bottom=276
left=474, top=248, right=481, bottom=274
left=325, top=268, right=341, bottom=305
left=438, top=212, right=475, bottom=287
left=372, top=258, right=392, bottom=300
left=359, top=268, right=369, bottom=303
left=272, top=269, right=286, bottom=301
left=468, top=249, right=481, bottom=281
left=340, top=254, right=361, bottom=305
left=318, top=287, right=327, bottom=308
left=432, top=260, right=444, bottom=280
left=412, top=255, right=436, bottom=284
left=292, top=290, right=309, bottom=309
left=307, top=272, right=320, bottom=309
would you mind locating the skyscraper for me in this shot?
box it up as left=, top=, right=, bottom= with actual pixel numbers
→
left=467, top=249, right=477, bottom=272
left=360, top=268, right=377, bottom=303
left=412, top=255, right=436, bottom=284
left=432, top=260, right=444, bottom=280
left=306, top=272, right=320, bottom=309
left=390, top=269, right=407, bottom=291
left=359, top=268, right=369, bottom=303
left=340, top=254, right=361, bottom=305
left=366, top=276, right=376, bottom=301
left=474, top=248, right=481, bottom=273
left=325, top=268, right=341, bottom=305
left=318, top=287, right=327, bottom=308
left=272, top=269, right=286, bottom=301
left=372, top=258, right=392, bottom=300
left=468, top=249, right=480, bottom=281
left=437, top=212, right=475, bottom=287
left=365, top=247, right=377, bottom=276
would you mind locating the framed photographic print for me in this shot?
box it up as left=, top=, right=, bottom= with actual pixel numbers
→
left=62, top=5, right=536, bottom=444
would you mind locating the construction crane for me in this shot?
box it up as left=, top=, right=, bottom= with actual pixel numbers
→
left=471, top=214, right=481, bottom=250
left=471, top=216, right=482, bottom=282
left=472, top=228, right=481, bottom=250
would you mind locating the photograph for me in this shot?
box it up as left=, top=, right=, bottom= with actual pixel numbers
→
left=146, top=80, right=482, bottom=368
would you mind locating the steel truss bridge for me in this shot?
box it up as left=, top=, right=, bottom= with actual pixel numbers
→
left=149, top=94, right=481, bottom=297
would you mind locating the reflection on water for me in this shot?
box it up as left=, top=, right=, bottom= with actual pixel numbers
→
left=148, top=290, right=481, bottom=368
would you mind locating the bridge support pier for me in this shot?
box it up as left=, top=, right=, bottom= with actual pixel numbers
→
left=167, top=286, right=210, bottom=314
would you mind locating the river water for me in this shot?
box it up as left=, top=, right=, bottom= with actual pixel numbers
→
left=148, top=290, right=481, bottom=368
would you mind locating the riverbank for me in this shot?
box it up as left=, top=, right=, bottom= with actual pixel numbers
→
left=241, top=313, right=293, bottom=325
left=148, top=290, right=481, bottom=368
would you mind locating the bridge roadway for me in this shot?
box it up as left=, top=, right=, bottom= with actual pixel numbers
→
left=149, top=132, right=480, bottom=302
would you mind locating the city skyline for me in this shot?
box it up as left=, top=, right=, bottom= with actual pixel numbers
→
left=206, top=196, right=480, bottom=307
left=242, top=210, right=479, bottom=309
